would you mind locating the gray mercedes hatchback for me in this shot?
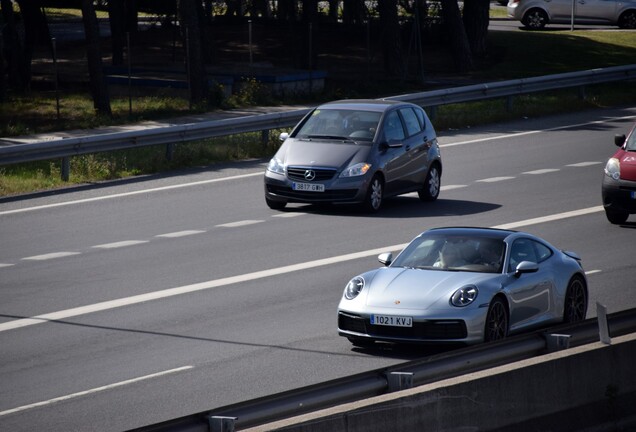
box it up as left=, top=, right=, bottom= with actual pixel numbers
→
left=263, top=99, right=442, bottom=212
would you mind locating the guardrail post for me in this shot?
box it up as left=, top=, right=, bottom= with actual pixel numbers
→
left=166, top=143, right=174, bottom=161
left=597, top=302, right=611, bottom=345
left=426, top=106, right=437, bottom=121
left=578, top=85, right=586, bottom=100
left=61, top=157, right=70, bottom=181
left=261, top=129, right=269, bottom=150
left=386, top=371, right=413, bottom=392
left=506, top=95, right=514, bottom=112
left=546, top=334, right=571, bottom=352
left=209, top=416, right=237, bottom=432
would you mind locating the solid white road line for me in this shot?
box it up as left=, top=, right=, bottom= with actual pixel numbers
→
left=0, top=172, right=264, bottom=216
left=0, top=205, right=605, bottom=334
left=0, top=366, right=193, bottom=417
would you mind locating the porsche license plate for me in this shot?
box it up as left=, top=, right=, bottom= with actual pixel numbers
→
left=371, top=315, right=413, bottom=327
left=292, top=182, right=325, bottom=192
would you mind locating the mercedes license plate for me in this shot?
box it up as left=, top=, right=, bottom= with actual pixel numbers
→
left=371, top=315, right=413, bottom=327
left=292, top=182, right=325, bottom=192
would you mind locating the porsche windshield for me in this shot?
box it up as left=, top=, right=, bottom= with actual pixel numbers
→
left=392, top=234, right=506, bottom=273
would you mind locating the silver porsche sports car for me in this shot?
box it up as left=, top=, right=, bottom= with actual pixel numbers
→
left=337, top=227, right=588, bottom=347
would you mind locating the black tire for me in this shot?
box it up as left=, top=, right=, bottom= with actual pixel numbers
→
left=363, top=175, right=383, bottom=213
left=605, top=209, right=629, bottom=225
left=522, top=8, right=548, bottom=29
left=418, top=164, right=441, bottom=202
left=484, top=297, right=509, bottom=342
left=265, top=196, right=287, bottom=210
left=563, top=276, right=588, bottom=323
left=618, top=10, right=636, bottom=29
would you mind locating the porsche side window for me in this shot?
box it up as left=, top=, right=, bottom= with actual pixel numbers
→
left=534, top=242, right=553, bottom=263
left=508, top=239, right=538, bottom=272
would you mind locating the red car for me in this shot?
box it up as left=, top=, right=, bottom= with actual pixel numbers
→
left=602, top=123, right=636, bottom=224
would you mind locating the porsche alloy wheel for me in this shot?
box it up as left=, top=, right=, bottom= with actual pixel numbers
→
left=485, top=297, right=509, bottom=342
left=563, top=276, right=588, bottom=323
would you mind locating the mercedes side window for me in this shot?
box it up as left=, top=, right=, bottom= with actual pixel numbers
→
left=384, top=111, right=406, bottom=141
left=399, top=107, right=422, bottom=137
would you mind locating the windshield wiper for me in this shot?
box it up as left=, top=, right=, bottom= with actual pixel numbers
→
left=305, top=134, right=355, bottom=142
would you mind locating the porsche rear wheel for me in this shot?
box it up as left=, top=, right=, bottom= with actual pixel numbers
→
left=484, top=297, right=509, bottom=342
left=563, top=276, right=587, bottom=323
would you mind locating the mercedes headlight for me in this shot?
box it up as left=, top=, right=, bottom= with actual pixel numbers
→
left=344, top=276, right=365, bottom=300
left=340, top=163, right=371, bottom=178
left=604, top=158, right=620, bottom=181
left=450, top=285, right=478, bottom=307
left=267, top=157, right=285, bottom=175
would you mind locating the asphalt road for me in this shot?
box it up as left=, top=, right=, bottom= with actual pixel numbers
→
left=1, top=106, right=635, bottom=431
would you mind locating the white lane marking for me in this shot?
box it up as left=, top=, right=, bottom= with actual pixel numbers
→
left=523, top=169, right=560, bottom=175
left=0, top=263, right=15, bottom=268
left=440, top=114, right=636, bottom=148
left=156, top=230, right=205, bottom=238
left=493, top=206, right=603, bottom=230
left=441, top=185, right=468, bottom=191
left=0, top=366, right=193, bottom=417
left=476, top=176, right=515, bottom=183
left=22, top=252, right=81, bottom=261
left=216, top=220, right=264, bottom=228
left=272, top=213, right=307, bottom=218
left=567, top=162, right=602, bottom=167
left=586, top=270, right=602, bottom=275
left=0, top=205, right=605, bottom=334
left=92, top=240, right=149, bottom=249
left=0, top=172, right=264, bottom=216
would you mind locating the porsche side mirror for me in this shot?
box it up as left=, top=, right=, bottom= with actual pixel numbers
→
left=514, top=261, right=539, bottom=278
left=378, top=252, right=393, bottom=266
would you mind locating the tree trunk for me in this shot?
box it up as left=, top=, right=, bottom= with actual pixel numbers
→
left=14, top=0, right=50, bottom=90
left=440, top=0, right=474, bottom=72
left=343, top=0, right=366, bottom=25
left=463, top=0, right=490, bottom=58
left=179, top=0, right=205, bottom=105
left=1, top=0, right=28, bottom=91
left=301, top=0, right=318, bottom=70
left=108, top=0, right=125, bottom=65
left=81, top=0, right=112, bottom=116
left=378, top=0, right=405, bottom=78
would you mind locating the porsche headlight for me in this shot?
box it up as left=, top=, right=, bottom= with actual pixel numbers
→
left=450, top=285, right=478, bottom=307
left=604, top=158, right=620, bottom=181
left=340, top=163, right=371, bottom=178
left=344, top=276, right=365, bottom=300
left=267, top=157, right=285, bottom=175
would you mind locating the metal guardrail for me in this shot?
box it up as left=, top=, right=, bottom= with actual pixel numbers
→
left=129, top=308, right=636, bottom=432
left=0, top=65, right=635, bottom=173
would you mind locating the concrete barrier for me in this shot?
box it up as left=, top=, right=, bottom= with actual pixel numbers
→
left=243, top=333, right=636, bottom=432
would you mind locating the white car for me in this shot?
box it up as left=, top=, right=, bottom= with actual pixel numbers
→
left=507, top=0, right=636, bottom=29
left=337, top=227, right=588, bottom=347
